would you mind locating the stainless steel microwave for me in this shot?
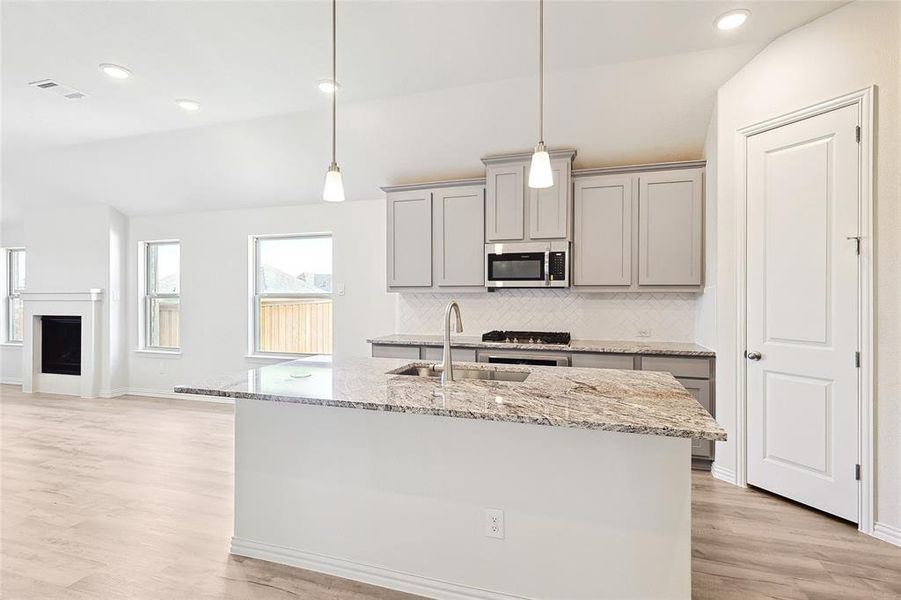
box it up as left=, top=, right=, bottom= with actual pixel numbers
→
left=485, top=241, right=570, bottom=288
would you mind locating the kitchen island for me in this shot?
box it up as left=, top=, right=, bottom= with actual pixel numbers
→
left=176, top=356, right=725, bottom=600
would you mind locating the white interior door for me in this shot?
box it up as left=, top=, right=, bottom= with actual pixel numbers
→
left=746, top=104, right=860, bottom=522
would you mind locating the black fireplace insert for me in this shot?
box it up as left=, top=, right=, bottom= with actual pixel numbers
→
left=41, top=316, right=81, bottom=376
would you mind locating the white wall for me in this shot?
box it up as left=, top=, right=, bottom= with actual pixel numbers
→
left=397, top=291, right=699, bottom=342
left=712, top=1, right=901, bottom=532
left=127, top=200, right=395, bottom=395
left=0, top=223, right=25, bottom=384
left=695, top=106, right=718, bottom=350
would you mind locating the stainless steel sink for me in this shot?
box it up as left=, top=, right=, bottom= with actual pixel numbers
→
left=394, top=365, right=529, bottom=382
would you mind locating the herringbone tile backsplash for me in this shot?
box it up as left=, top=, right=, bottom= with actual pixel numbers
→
left=396, top=290, right=698, bottom=341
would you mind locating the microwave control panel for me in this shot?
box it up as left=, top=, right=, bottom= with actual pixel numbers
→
left=549, top=252, right=567, bottom=281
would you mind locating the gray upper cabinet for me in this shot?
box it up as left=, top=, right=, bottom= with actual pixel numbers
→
left=386, top=190, right=433, bottom=288
left=433, top=186, right=485, bottom=287
left=573, top=175, right=633, bottom=286
left=485, top=163, right=525, bottom=241
left=638, top=169, right=703, bottom=286
left=528, top=157, right=572, bottom=240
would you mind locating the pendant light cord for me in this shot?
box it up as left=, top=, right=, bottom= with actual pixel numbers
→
left=331, top=0, right=337, bottom=167
left=538, top=0, right=544, bottom=145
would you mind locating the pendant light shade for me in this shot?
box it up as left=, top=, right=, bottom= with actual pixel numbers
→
left=323, top=164, right=345, bottom=202
left=528, top=142, right=553, bottom=189
left=322, top=0, right=345, bottom=202
left=528, top=0, right=553, bottom=189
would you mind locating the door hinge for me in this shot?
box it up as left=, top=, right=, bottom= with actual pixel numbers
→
left=855, top=464, right=861, bottom=480
left=855, top=351, right=861, bottom=368
left=855, top=125, right=861, bottom=143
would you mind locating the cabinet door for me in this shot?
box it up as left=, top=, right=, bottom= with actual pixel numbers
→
left=529, top=158, right=571, bottom=239
left=387, top=190, right=433, bottom=288
left=372, top=344, right=421, bottom=359
left=570, top=353, right=634, bottom=370
left=573, top=175, right=633, bottom=286
left=637, top=169, right=703, bottom=286
left=422, top=346, right=477, bottom=362
left=486, top=163, right=525, bottom=241
left=676, top=377, right=714, bottom=460
left=434, top=186, right=485, bottom=287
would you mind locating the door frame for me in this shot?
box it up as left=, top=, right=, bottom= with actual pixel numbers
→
left=733, top=87, right=875, bottom=534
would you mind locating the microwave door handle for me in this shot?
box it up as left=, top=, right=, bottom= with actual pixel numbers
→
left=544, top=252, right=550, bottom=286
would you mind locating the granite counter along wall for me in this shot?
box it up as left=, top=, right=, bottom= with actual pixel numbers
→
left=396, top=289, right=699, bottom=341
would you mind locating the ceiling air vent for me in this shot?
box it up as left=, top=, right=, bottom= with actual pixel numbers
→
left=28, top=79, right=89, bottom=100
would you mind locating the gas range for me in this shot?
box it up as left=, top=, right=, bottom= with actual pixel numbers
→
left=481, top=330, right=572, bottom=346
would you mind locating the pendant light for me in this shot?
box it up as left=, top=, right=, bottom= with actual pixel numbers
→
left=322, top=0, right=345, bottom=202
left=528, top=0, right=553, bottom=189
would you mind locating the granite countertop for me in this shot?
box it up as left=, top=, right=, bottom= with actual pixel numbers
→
left=175, top=356, right=726, bottom=441
left=367, top=334, right=715, bottom=357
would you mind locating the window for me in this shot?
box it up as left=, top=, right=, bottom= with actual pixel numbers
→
left=252, top=234, right=333, bottom=355
left=5, top=248, right=25, bottom=343
left=142, top=241, right=180, bottom=349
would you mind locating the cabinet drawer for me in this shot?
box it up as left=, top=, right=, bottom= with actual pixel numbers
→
left=570, top=353, right=634, bottom=370
left=372, top=345, right=421, bottom=359
left=676, top=377, right=714, bottom=460
left=422, top=346, right=477, bottom=362
left=640, top=356, right=710, bottom=379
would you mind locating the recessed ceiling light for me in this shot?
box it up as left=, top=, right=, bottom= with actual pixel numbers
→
left=99, top=63, right=132, bottom=79
left=175, top=98, right=200, bottom=112
left=317, top=78, right=341, bottom=94
left=715, top=9, right=750, bottom=31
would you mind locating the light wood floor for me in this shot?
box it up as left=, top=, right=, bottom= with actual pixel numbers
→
left=2, top=386, right=899, bottom=600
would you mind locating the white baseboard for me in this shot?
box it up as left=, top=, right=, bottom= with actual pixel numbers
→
left=711, top=462, right=738, bottom=486
left=230, top=537, right=528, bottom=600
left=0, top=378, right=22, bottom=386
left=873, top=522, right=901, bottom=547
left=100, top=387, right=128, bottom=398
left=125, top=387, right=234, bottom=405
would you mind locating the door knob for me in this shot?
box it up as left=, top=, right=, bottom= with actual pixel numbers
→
left=746, top=351, right=762, bottom=361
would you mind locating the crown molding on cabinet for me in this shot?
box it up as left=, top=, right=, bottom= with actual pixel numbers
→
left=481, top=148, right=577, bottom=166
left=380, top=177, right=486, bottom=194
left=572, top=159, right=706, bottom=178
left=381, top=158, right=705, bottom=194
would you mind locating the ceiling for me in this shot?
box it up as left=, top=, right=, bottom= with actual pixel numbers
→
left=1, top=0, right=844, bottom=223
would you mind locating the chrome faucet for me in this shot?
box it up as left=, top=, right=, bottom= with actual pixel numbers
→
left=441, top=300, right=464, bottom=385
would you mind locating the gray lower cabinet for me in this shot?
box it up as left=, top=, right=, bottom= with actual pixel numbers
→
left=570, top=353, right=635, bottom=370
left=676, top=377, right=714, bottom=461
left=371, top=344, right=476, bottom=362
left=371, top=344, right=421, bottom=359
left=422, top=346, right=477, bottom=362
left=433, top=187, right=485, bottom=287
left=386, top=190, right=432, bottom=288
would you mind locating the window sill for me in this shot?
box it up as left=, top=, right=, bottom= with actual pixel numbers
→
left=245, top=353, right=325, bottom=362
left=0, top=342, right=23, bottom=348
left=135, top=348, right=181, bottom=357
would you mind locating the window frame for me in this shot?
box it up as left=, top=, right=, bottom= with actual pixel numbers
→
left=5, top=247, right=25, bottom=344
left=250, top=232, right=333, bottom=357
left=140, top=240, right=181, bottom=351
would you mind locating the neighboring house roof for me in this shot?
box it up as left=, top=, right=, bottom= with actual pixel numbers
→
left=156, top=266, right=329, bottom=294
left=260, top=266, right=325, bottom=293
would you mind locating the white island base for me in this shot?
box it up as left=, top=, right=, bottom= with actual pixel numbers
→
left=231, top=398, right=691, bottom=600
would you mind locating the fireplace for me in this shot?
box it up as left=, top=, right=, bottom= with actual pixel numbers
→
left=41, top=316, right=82, bottom=376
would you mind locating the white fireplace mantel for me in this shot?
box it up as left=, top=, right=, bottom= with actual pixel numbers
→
left=21, top=288, right=104, bottom=398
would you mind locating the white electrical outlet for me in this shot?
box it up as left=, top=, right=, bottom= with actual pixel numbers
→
left=638, top=329, right=652, bottom=338
left=485, top=508, right=504, bottom=539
